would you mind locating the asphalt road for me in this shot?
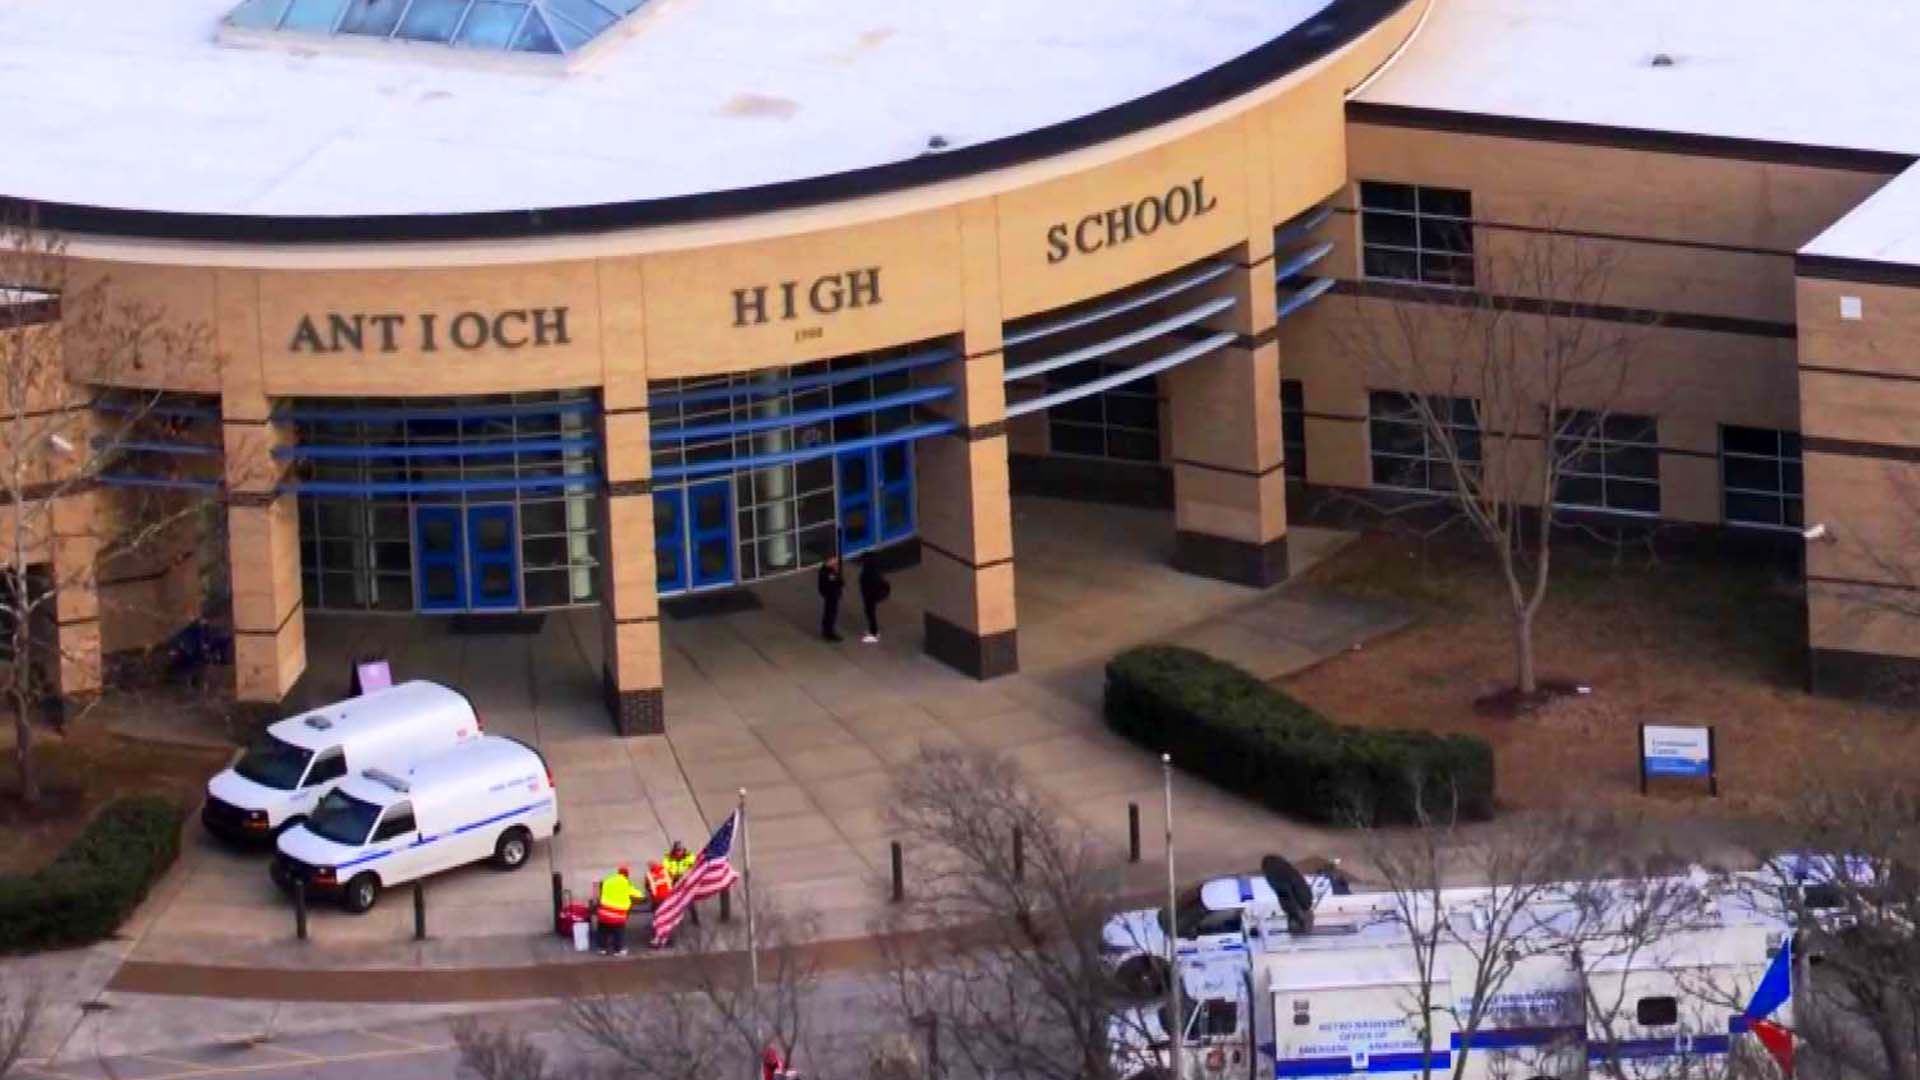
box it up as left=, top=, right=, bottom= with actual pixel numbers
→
left=18, top=977, right=900, bottom=1080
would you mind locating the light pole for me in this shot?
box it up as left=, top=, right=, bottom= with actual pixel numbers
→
left=1163, top=753, right=1183, bottom=1080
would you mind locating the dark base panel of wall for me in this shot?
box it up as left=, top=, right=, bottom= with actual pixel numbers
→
left=924, top=612, right=1018, bottom=680
left=602, top=666, right=665, bottom=736
left=1808, top=647, right=1920, bottom=706
left=662, top=590, right=764, bottom=621
left=864, top=537, right=923, bottom=574
left=1009, top=454, right=1174, bottom=510
left=1172, top=531, right=1290, bottom=588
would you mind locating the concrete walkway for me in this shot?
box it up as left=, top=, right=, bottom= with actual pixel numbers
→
left=12, top=497, right=1414, bottom=1049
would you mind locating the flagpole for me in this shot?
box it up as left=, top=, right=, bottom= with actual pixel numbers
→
left=1163, top=753, right=1183, bottom=1080
left=740, top=787, right=758, bottom=990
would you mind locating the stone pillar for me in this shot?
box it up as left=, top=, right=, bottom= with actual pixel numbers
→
left=598, top=390, right=665, bottom=736
left=223, top=393, right=306, bottom=712
left=918, top=201, right=1018, bottom=678
left=1165, top=239, right=1289, bottom=586
left=48, top=489, right=102, bottom=712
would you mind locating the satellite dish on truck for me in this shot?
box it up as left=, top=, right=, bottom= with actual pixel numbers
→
left=1262, top=854, right=1315, bottom=933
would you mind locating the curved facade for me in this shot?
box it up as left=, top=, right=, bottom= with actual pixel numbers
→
left=14, top=0, right=1428, bottom=730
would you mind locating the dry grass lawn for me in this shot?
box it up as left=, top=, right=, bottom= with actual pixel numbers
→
left=1281, top=533, right=1919, bottom=821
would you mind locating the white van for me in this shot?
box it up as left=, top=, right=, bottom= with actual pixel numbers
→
left=203, top=681, right=480, bottom=843
left=271, top=735, right=560, bottom=913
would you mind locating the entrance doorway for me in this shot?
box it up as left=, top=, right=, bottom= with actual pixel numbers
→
left=414, top=504, right=521, bottom=613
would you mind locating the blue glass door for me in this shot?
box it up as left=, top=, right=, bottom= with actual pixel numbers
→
left=414, top=506, right=467, bottom=612
left=837, top=450, right=875, bottom=555
left=687, top=479, right=736, bottom=590
left=876, top=442, right=915, bottom=543
left=654, top=488, right=688, bottom=596
left=466, top=504, right=519, bottom=610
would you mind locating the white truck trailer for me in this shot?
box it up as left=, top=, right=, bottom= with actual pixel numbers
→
left=1111, top=875, right=1796, bottom=1080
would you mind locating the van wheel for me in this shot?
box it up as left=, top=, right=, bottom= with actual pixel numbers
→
left=494, top=827, right=532, bottom=871
left=1116, top=956, right=1168, bottom=998
left=341, top=873, right=380, bottom=914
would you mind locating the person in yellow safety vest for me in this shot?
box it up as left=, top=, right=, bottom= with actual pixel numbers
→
left=664, top=841, right=694, bottom=884
left=644, top=860, right=672, bottom=908
left=596, top=864, right=641, bottom=957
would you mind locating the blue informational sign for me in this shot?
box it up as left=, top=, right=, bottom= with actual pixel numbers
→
left=1640, top=724, right=1716, bottom=795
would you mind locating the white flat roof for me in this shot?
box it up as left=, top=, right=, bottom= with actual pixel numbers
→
left=1804, top=164, right=1920, bottom=268
left=0, top=0, right=1331, bottom=219
left=1356, top=0, right=1920, bottom=161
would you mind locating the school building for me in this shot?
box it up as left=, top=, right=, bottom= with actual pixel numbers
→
left=4, top=0, right=1918, bottom=730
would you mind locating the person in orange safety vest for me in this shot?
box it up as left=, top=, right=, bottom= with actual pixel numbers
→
left=644, top=860, right=672, bottom=907
left=596, top=864, right=641, bottom=957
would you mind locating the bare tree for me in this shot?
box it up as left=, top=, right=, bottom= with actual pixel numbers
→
left=2, top=215, right=221, bottom=804
left=876, top=745, right=1133, bottom=1080
left=1332, top=226, right=1646, bottom=698
left=0, top=978, right=41, bottom=1080
left=1728, top=774, right=1920, bottom=1080
left=454, top=907, right=823, bottom=1080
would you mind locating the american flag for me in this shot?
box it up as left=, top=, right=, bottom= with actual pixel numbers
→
left=651, top=811, right=740, bottom=946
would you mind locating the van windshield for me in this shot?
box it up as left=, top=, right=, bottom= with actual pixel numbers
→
left=308, top=789, right=383, bottom=846
left=234, top=734, right=314, bottom=791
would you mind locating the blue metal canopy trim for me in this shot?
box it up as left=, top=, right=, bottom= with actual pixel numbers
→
left=1277, top=277, right=1337, bottom=319
left=274, top=436, right=598, bottom=461
left=1003, top=296, right=1235, bottom=383
left=1005, top=331, right=1236, bottom=420
left=279, top=400, right=598, bottom=423
left=285, top=476, right=599, bottom=496
left=653, top=421, right=956, bottom=482
left=653, top=385, right=954, bottom=444
left=649, top=346, right=957, bottom=411
left=1003, top=261, right=1233, bottom=348
left=1273, top=241, right=1335, bottom=283
left=103, top=440, right=224, bottom=457
left=1274, top=204, right=1334, bottom=247
left=98, top=474, right=224, bottom=492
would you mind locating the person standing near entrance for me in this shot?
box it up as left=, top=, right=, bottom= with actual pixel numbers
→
left=859, top=555, right=890, bottom=644
left=818, top=555, right=845, bottom=642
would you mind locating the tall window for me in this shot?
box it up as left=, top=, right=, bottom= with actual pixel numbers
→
left=1359, top=181, right=1475, bottom=288
left=1046, top=364, right=1161, bottom=463
left=1721, top=426, right=1803, bottom=529
left=1554, top=411, right=1661, bottom=515
left=1281, top=379, right=1306, bottom=479
left=1368, top=392, right=1480, bottom=493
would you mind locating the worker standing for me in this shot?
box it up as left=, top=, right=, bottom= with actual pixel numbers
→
left=595, top=864, right=641, bottom=957
left=664, top=840, right=694, bottom=885
left=644, top=859, right=672, bottom=908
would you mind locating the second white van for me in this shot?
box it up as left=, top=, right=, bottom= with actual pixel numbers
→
left=271, top=735, right=560, bottom=913
left=203, top=680, right=481, bottom=843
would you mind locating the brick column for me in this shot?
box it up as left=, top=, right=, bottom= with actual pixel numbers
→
left=48, top=489, right=102, bottom=712
left=1165, top=240, right=1289, bottom=586
left=918, top=201, right=1018, bottom=678
left=598, top=388, right=665, bottom=736
left=223, top=393, right=305, bottom=712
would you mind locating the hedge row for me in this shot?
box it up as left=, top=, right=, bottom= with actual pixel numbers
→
left=1104, top=646, right=1495, bottom=825
left=0, top=796, right=183, bottom=953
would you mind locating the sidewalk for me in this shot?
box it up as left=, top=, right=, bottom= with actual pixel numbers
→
left=59, top=497, right=1413, bottom=1004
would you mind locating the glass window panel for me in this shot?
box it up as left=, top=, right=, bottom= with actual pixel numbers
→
left=1281, top=380, right=1304, bottom=411
left=1362, top=213, right=1417, bottom=248
left=544, top=0, right=615, bottom=33
left=510, top=10, right=561, bottom=51
left=1721, top=426, right=1778, bottom=457
left=1049, top=423, right=1106, bottom=457
left=1609, top=479, right=1662, bottom=514
left=1557, top=476, right=1604, bottom=507
left=478, top=563, right=513, bottom=599
left=1417, top=187, right=1472, bottom=219
left=879, top=443, right=909, bottom=483
left=1104, top=393, right=1159, bottom=433
left=227, top=0, right=292, bottom=29
left=302, top=572, right=321, bottom=610
left=1419, top=218, right=1473, bottom=254
left=520, top=500, right=567, bottom=536
left=422, top=566, right=459, bottom=602
left=475, top=512, right=513, bottom=550
left=1053, top=393, right=1106, bottom=424
left=1372, top=456, right=1424, bottom=490
left=1609, top=445, right=1659, bottom=480
left=396, top=0, right=466, bottom=42
left=321, top=572, right=361, bottom=606
left=1606, top=414, right=1659, bottom=445
left=1359, top=182, right=1416, bottom=212
left=757, top=537, right=799, bottom=574
left=1784, top=498, right=1805, bottom=528
left=374, top=542, right=411, bottom=572
left=543, top=8, right=593, bottom=49
left=1725, top=492, right=1783, bottom=527
left=420, top=518, right=457, bottom=552
left=1363, top=249, right=1419, bottom=282
left=654, top=546, right=680, bottom=585
left=336, top=0, right=405, bottom=38
left=280, top=0, right=352, bottom=30
left=1783, top=463, right=1803, bottom=496
left=1723, top=457, right=1780, bottom=492
left=840, top=455, right=870, bottom=492
left=372, top=505, right=410, bottom=539
left=318, top=540, right=363, bottom=568
left=1781, top=431, right=1802, bottom=457
left=881, top=491, right=911, bottom=533
left=1106, top=429, right=1160, bottom=463
left=798, top=492, right=836, bottom=530
left=1369, top=420, right=1425, bottom=457
left=1421, top=253, right=1477, bottom=287
left=523, top=537, right=569, bottom=569
left=695, top=540, right=730, bottom=579
left=693, top=489, right=728, bottom=531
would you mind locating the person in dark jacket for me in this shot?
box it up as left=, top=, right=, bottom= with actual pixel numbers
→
left=818, top=555, right=845, bottom=642
left=858, top=555, right=890, bottom=644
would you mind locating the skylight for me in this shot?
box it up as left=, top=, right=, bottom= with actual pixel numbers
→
left=223, top=0, right=652, bottom=57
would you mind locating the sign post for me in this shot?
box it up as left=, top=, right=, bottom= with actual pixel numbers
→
left=1639, top=724, right=1717, bottom=797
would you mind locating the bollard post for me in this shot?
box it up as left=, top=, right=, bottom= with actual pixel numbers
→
left=550, top=871, right=563, bottom=935
left=890, top=841, right=904, bottom=903
left=719, top=885, right=732, bottom=923
left=1128, top=802, right=1141, bottom=864
left=1012, top=826, right=1024, bottom=883
left=413, top=880, right=427, bottom=941
left=293, top=878, right=308, bottom=942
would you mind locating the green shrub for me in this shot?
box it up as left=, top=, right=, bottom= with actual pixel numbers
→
left=1105, top=646, right=1494, bottom=825
left=0, top=795, right=183, bottom=952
